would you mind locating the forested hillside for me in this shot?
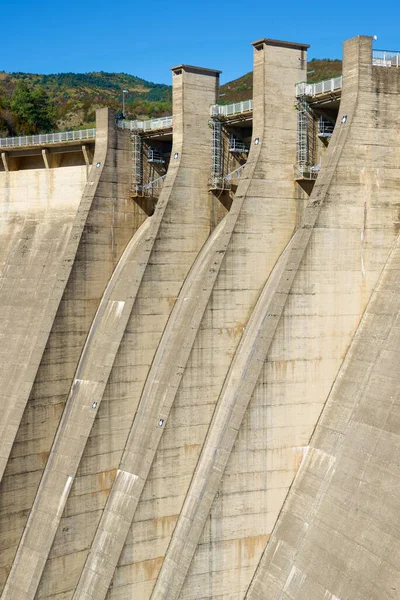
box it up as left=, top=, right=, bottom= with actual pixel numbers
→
left=0, top=71, right=172, bottom=135
left=0, top=58, right=342, bottom=136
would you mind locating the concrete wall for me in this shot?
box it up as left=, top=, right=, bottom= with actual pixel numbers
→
left=1, top=34, right=399, bottom=600
left=27, top=64, right=220, bottom=600
left=0, top=109, right=146, bottom=598
left=246, top=37, right=400, bottom=599
left=150, top=38, right=308, bottom=600
left=247, top=234, right=400, bottom=600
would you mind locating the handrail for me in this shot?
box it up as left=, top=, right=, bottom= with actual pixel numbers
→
left=296, top=76, right=342, bottom=98
left=210, top=163, right=246, bottom=190
left=0, top=128, right=96, bottom=149
left=224, top=164, right=245, bottom=181
left=135, top=174, right=167, bottom=196
left=296, top=49, right=400, bottom=98
left=141, top=174, right=166, bottom=191
left=373, top=49, right=400, bottom=67
left=118, top=116, right=173, bottom=132
left=210, top=99, right=252, bottom=118
left=294, top=164, right=320, bottom=180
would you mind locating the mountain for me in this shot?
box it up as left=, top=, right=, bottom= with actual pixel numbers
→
left=0, top=59, right=342, bottom=135
left=0, top=71, right=172, bottom=133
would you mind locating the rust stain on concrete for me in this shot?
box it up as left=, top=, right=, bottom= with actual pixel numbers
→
left=239, top=534, right=270, bottom=561
left=38, top=451, right=50, bottom=466
left=133, top=556, right=164, bottom=582
left=219, top=321, right=246, bottom=338
left=152, top=514, right=179, bottom=537
left=97, top=468, right=118, bottom=493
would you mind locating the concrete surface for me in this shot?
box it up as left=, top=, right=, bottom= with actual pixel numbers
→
left=0, top=34, right=399, bottom=600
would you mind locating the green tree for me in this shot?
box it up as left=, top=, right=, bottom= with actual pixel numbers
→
left=31, top=87, right=56, bottom=131
left=0, top=92, right=10, bottom=136
left=10, top=81, right=56, bottom=134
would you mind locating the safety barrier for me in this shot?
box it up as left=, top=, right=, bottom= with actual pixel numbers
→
left=372, top=49, right=400, bottom=67
left=119, top=116, right=173, bottom=132
left=135, top=174, right=167, bottom=196
left=210, top=99, right=252, bottom=118
left=0, top=128, right=96, bottom=149
left=296, top=76, right=343, bottom=98
left=295, top=164, right=320, bottom=180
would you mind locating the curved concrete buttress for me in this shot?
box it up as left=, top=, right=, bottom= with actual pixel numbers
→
left=245, top=230, right=400, bottom=600
left=97, top=39, right=308, bottom=600
left=134, top=39, right=311, bottom=600
left=70, top=77, right=267, bottom=600
left=151, top=36, right=363, bottom=600
left=1, top=97, right=191, bottom=593
left=71, top=212, right=240, bottom=600
left=1, top=82, right=188, bottom=597
left=0, top=216, right=156, bottom=600
left=239, top=34, right=400, bottom=600
left=31, top=65, right=220, bottom=600
left=0, top=109, right=110, bottom=486
left=0, top=113, right=149, bottom=592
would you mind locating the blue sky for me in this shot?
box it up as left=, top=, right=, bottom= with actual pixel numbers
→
left=1, top=0, right=399, bottom=84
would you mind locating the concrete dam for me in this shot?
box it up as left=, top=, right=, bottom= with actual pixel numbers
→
left=0, top=34, right=399, bottom=600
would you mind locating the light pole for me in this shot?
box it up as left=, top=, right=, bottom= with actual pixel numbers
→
left=122, top=90, right=128, bottom=117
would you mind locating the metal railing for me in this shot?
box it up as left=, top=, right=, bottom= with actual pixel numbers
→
left=229, top=134, right=249, bottom=153
left=318, top=116, right=334, bottom=137
left=210, top=163, right=246, bottom=190
left=225, top=164, right=246, bottom=182
left=295, top=164, right=320, bottom=180
left=372, top=49, right=400, bottom=67
left=0, top=128, right=96, bottom=149
left=147, top=148, right=165, bottom=163
left=296, top=49, right=400, bottom=100
left=296, top=76, right=342, bottom=98
left=135, top=174, right=167, bottom=196
left=210, top=99, right=252, bottom=118
left=119, top=116, right=173, bottom=132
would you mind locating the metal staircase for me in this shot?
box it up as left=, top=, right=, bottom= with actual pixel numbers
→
left=132, top=134, right=142, bottom=191
left=210, top=118, right=223, bottom=189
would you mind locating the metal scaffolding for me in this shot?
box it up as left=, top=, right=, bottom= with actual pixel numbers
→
left=318, top=116, right=334, bottom=138
left=297, top=99, right=309, bottom=169
left=296, top=99, right=319, bottom=180
left=210, top=118, right=223, bottom=188
left=229, top=134, right=249, bottom=154
left=148, top=148, right=165, bottom=163
left=132, top=134, right=142, bottom=191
